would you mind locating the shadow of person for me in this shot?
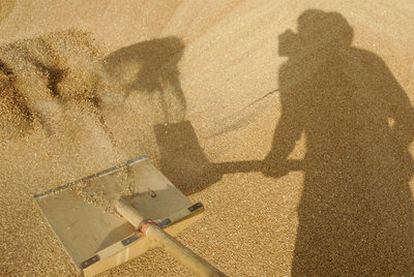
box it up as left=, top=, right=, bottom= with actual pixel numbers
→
left=263, top=9, right=414, bottom=275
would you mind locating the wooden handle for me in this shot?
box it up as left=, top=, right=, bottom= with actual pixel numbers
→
left=115, top=199, right=225, bottom=277
left=143, top=222, right=225, bottom=277
left=115, top=199, right=143, bottom=228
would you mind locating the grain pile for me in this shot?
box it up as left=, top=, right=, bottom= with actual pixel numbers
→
left=1, top=1, right=414, bottom=276
left=0, top=29, right=111, bottom=138
left=0, top=30, right=138, bottom=213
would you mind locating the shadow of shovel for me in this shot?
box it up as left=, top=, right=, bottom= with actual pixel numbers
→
left=154, top=120, right=302, bottom=194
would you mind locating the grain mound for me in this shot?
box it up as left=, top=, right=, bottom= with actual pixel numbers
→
left=0, top=29, right=111, bottom=140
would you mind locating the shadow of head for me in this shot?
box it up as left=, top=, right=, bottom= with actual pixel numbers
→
left=279, top=10, right=353, bottom=57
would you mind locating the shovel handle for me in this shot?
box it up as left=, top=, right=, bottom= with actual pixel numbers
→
left=141, top=221, right=225, bottom=276
left=115, top=199, right=144, bottom=228
left=115, top=200, right=225, bottom=277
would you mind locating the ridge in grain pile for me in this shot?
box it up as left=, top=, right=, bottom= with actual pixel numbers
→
left=0, top=29, right=114, bottom=140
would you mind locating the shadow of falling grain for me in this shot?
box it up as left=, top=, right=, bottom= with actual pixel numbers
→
left=103, top=37, right=186, bottom=123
